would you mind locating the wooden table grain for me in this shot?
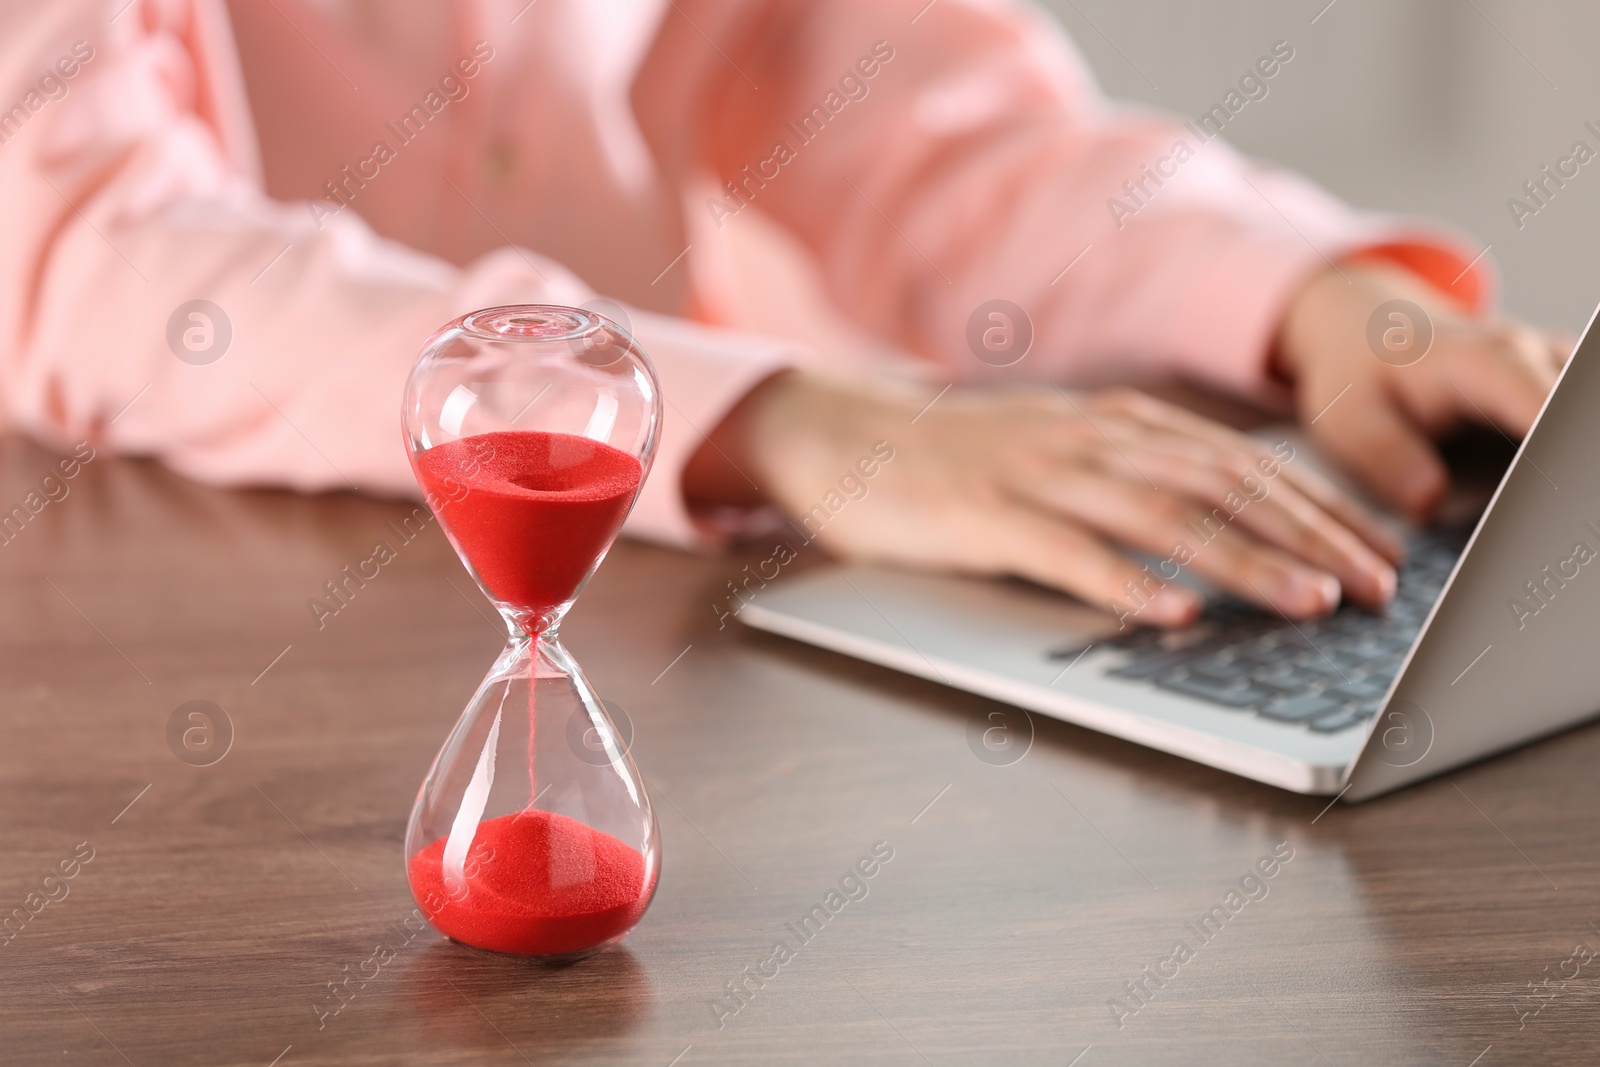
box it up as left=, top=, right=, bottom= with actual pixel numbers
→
left=3, top=434, right=1600, bottom=1066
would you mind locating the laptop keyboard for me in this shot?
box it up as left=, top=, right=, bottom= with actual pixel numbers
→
left=1048, top=529, right=1469, bottom=734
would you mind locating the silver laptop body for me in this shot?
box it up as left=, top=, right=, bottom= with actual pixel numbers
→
left=740, top=306, right=1600, bottom=801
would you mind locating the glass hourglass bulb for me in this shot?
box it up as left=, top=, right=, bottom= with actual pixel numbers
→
left=400, top=305, right=662, bottom=960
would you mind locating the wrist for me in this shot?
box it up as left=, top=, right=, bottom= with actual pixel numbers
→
left=1272, top=264, right=1346, bottom=387
left=682, top=368, right=920, bottom=515
left=1274, top=260, right=1443, bottom=388
left=681, top=369, right=800, bottom=511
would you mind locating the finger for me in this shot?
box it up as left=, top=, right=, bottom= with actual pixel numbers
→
left=1083, top=420, right=1403, bottom=577
left=1093, top=395, right=1404, bottom=564
left=1434, top=327, right=1557, bottom=438
left=992, top=505, right=1202, bottom=628
left=1305, top=381, right=1447, bottom=520
left=1549, top=331, right=1577, bottom=369
left=1271, top=452, right=1406, bottom=566
left=1004, top=470, right=1341, bottom=617
left=1191, top=527, right=1348, bottom=619
left=1084, top=390, right=1262, bottom=467
left=1110, top=443, right=1397, bottom=607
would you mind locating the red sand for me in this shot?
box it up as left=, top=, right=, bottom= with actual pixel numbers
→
left=409, top=810, right=652, bottom=956
left=415, top=431, right=641, bottom=618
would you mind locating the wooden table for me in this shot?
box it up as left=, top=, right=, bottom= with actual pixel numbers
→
left=3, top=434, right=1599, bottom=1066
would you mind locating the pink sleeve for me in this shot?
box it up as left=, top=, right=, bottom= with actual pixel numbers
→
left=0, top=0, right=792, bottom=549
left=636, top=0, right=1489, bottom=402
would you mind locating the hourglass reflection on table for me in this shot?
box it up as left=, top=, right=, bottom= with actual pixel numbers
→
left=401, top=304, right=661, bottom=960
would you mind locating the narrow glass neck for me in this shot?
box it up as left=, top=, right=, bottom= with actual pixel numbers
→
left=498, top=604, right=571, bottom=643
left=491, top=627, right=579, bottom=684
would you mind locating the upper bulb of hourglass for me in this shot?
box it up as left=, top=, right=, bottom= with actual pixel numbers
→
left=402, top=304, right=661, bottom=636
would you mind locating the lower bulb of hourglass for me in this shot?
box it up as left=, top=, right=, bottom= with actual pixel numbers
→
left=404, top=636, right=659, bottom=960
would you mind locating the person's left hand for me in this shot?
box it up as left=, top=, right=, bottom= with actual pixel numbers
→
left=1274, top=261, right=1574, bottom=519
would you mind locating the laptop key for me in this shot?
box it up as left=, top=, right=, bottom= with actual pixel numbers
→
left=1259, top=694, right=1342, bottom=723
left=1249, top=677, right=1304, bottom=697
left=1185, top=664, right=1249, bottom=687
left=1154, top=676, right=1266, bottom=709
left=1309, top=710, right=1365, bottom=733
left=1107, top=651, right=1203, bottom=679
left=1327, top=679, right=1387, bottom=702
left=1296, top=663, right=1348, bottom=686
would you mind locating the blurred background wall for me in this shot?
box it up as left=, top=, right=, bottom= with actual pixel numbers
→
left=1033, top=0, right=1598, bottom=334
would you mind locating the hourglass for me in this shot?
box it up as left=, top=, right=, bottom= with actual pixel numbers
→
left=401, top=305, right=661, bottom=960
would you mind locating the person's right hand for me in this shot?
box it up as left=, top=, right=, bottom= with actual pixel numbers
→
left=1275, top=261, right=1571, bottom=519
left=691, top=373, right=1402, bottom=628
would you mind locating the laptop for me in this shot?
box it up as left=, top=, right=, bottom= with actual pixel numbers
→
left=739, top=310, right=1600, bottom=801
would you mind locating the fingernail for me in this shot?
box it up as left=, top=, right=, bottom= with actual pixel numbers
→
left=1401, top=467, right=1446, bottom=515
left=1375, top=527, right=1406, bottom=565
left=1367, top=562, right=1397, bottom=605
left=1149, top=588, right=1200, bottom=625
left=1284, top=571, right=1341, bottom=616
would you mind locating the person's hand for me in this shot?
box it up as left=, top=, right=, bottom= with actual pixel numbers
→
left=1275, top=261, right=1574, bottom=519
left=688, top=373, right=1401, bottom=626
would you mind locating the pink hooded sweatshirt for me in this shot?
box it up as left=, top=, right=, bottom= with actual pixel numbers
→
left=0, top=0, right=1483, bottom=546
